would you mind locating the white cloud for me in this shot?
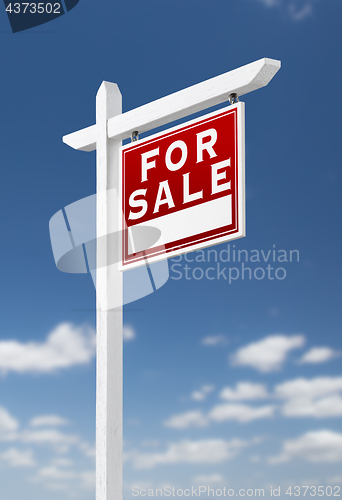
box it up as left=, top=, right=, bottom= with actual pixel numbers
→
left=79, top=441, right=96, bottom=458
left=0, top=447, right=36, bottom=467
left=298, top=347, right=339, bottom=364
left=164, top=397, right=274, bottom=428
left=36, top=466, right=76, bottom=480
left=129, top=438, right=250, bottom=469
left=52, top=458, right=74, bottom=467
left=288, top=2, right=312, bottom=21
left=256, top=0, right=314, bottom=21
left=21, top=429, right=80, bottom=453
left=269, top=430, right=342, bottom=464
left=201, top=335, right=228, bottom=346
left=164, top=410, right=208, bottom=429
left=29, top=415, right=69, bottom=428
left=43, top=482, right=69, bottom=491
left=258, top=0, right=279, bottom=7
left=209, top=403, right=275, bottom=423
left=191, top=391, right=206, bottom=401
left=0, top=322, right=96, bottom=374
left=123, top=325, right=136, bottom=342
left=0, top=406, right=95, bottom=496
left=275, top=377, right=342, bottom=400
left=79, top=471, right=95, bottom=491
left=231, top=334, right=305, bottom=372
left=165, top=374, right=342, bottom=431
left=275, top=376, right=342, bottom=418
left=0, top=406, right=19, bottom=433
left=33, top=466, right=95, bottom=492
left=220, top=382, right=269, bottom=401
left=191, top=384, right=215, bottom=401
left=282, top=395, right=342, bottom=418
left=202, top=384, right=215, bottom=393
left=0, top=408, right=95, bottom=468
left=192, top=474, right=224, bottom=484
left=141, top=440, right=160, bottom=448
left=123, top=480, right=155, bottom=492
left=329, top=476, right=342, bottom=485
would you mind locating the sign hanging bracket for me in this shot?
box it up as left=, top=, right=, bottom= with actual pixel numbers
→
left=229, top=93, right=240, bottom=104
left=131, top=130, right=139, bottom=142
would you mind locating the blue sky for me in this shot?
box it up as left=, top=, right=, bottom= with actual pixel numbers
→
left=0, top=0, right=342, bottom=498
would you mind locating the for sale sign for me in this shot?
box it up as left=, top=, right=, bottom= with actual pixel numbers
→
left=120, top=102, right=245, bottom=269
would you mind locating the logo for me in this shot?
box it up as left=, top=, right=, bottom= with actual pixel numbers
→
left=49, top=190, right=170, bottom=310
left=3, top=0, right=79, bottom=33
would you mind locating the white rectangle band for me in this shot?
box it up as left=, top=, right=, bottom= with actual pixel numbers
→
left=131, top=195, right=232, bottom=251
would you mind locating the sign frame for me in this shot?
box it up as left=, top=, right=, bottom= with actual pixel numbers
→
left=120, top=102, right=245, bottom=270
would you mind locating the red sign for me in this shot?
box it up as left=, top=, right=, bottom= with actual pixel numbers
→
left=120, top=103, right=245, bottom=269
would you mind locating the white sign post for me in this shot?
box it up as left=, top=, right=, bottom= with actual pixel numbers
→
left=62, top=57, right=280, bottom=500
left=95, top=82, right=123, bottom=500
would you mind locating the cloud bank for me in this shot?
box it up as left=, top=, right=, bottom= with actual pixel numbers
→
left=0, top=323, right=96, bottom=374
left=230, top=334, right=305, bottom=372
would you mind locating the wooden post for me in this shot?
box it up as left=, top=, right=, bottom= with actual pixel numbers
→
left=96, top=82, right=123, bottom=500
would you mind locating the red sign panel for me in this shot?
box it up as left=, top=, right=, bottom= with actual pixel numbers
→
left=120, top=102, right=245, bottom=269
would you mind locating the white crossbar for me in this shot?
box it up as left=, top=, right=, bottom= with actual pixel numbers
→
left=63, top=57, right=280, bottom=151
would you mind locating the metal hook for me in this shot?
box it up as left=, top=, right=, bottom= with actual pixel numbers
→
left=229, top=93, right=239, bottom=104
left=131, top=131, right=139, bottom=142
